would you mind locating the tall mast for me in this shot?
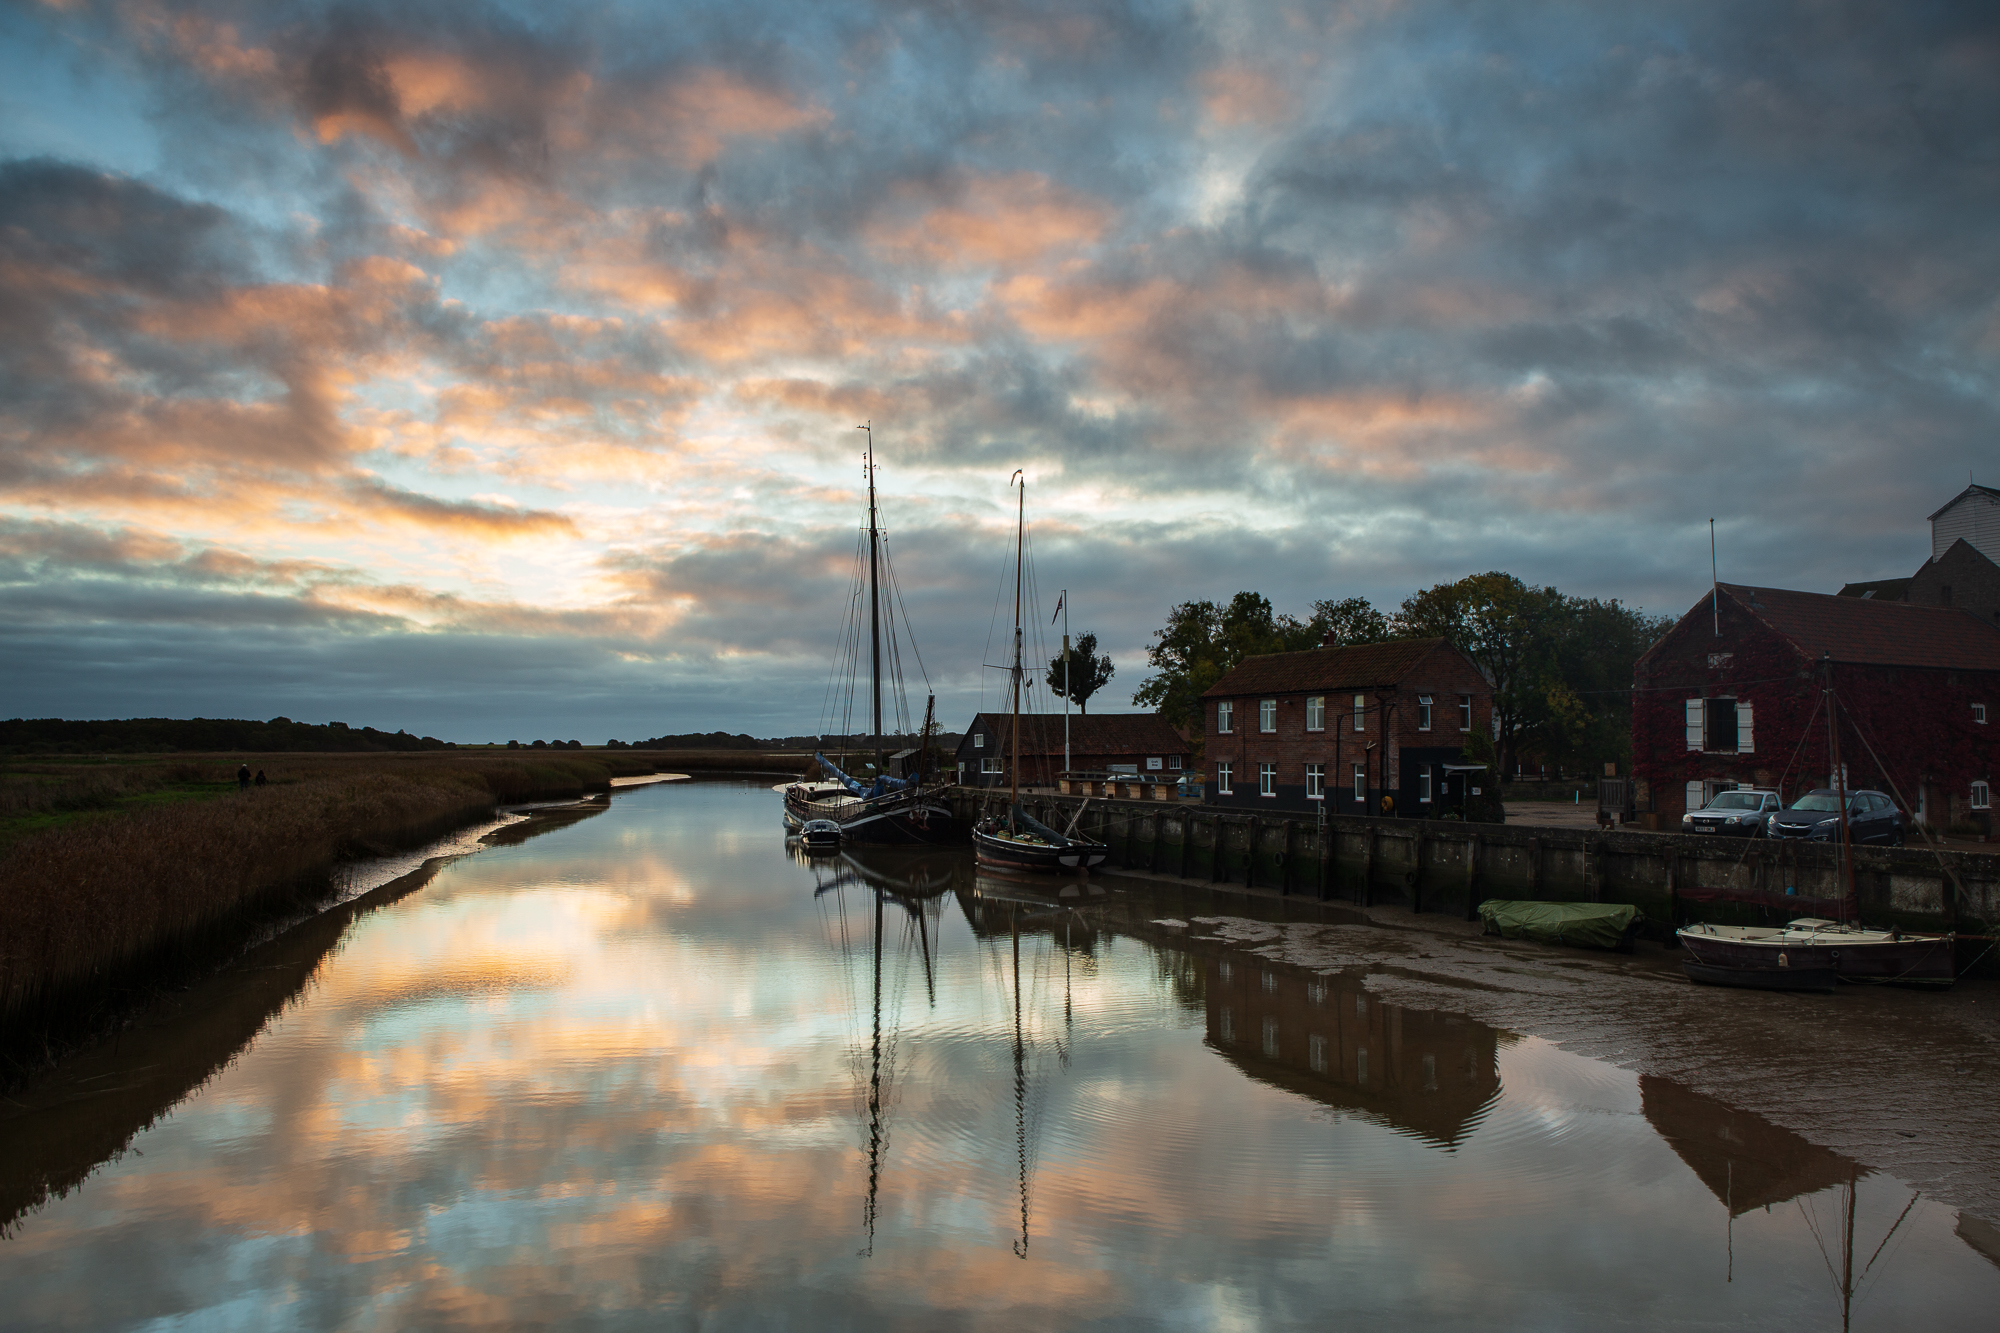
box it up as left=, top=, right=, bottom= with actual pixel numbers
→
left=860, top=423, right=883, bottom=769
left=1823, top=652, right=1856, bottom=921
left=1010, top=470, right=1025, bottom=817
left=1060, top=589, right=1070, bottom=777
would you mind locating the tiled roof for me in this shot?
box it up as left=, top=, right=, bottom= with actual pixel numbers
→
left=1835, top=577, right=1911, bottom=601
left=1720, top=583, right=2000, bottom=671
left=1202, top=638, right=1453, bottom=698
left=966, top=712, right=1189, bottom=756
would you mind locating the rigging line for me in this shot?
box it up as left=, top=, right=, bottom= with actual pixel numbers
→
left=820, top=528, right=869, bottom=739
left=1832, top=694, right=1971, bottom=902
left=878, top=533, right=934, bottom=690
left=1856, top=1189, right=1921, bottom=1290
left=1797, top=1195, right=1845, bottom=1294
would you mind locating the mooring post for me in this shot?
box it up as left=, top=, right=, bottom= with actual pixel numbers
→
left=1410, top=823, right=1425, bottom=915
left=1361, top=824, right=1376, bottom=907
left=1280, top=819, right=1297, bottom=897
left=1463, top=833, right=1482, bottom=921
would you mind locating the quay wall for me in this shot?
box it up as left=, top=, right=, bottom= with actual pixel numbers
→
left=949, top=789, right=2000, bottom=964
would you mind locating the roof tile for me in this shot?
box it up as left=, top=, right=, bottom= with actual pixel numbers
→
left=1202, top=638, right=1452, bottom=698
left=1720, top=583, right=2000, bottom=670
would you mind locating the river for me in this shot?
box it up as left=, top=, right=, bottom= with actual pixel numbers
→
left=3, top=777, right=1997, bottom=1329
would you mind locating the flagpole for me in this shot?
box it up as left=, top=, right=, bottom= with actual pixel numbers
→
left=1060, top=590, right=1071, bottom=777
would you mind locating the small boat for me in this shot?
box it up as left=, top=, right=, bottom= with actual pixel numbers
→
left=1681, top=958, right=1837, bottom=993
left=972, top=471, right=1110, bottom=875
left=798, top=819, right=843, bottom=852
left=1677, top=919, right=1954, bottom=988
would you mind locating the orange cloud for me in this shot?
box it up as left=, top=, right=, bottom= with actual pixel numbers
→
left=1199, top=63, right=1295, bottom=127
left=870, top=174, right=1111, bottom=268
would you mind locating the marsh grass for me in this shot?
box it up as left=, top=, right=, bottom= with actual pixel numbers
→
left=0, top=752, right=652, bottom=1082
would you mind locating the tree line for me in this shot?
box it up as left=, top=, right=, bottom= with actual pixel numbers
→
left=1132, top=574, right=1672, bottom=778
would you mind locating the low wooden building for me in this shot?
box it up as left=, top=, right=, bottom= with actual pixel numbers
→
left=1632, top=583, right=2000, bottom=830
left=1199, top=638, right=1494, bottom=815
left=954, top=712, right=1190, bottom=789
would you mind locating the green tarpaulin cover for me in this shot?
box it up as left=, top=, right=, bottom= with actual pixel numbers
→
left=1477, top=900, right=1643, bottom=951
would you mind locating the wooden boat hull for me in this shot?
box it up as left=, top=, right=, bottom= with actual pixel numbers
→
left=1677, top=923, right=1954, bottom=988
left=784, top=788, right=959, bottom=846
left=1682, top=960, right=1837, bottom=993
left=972, top=826, right=1108, bottom=873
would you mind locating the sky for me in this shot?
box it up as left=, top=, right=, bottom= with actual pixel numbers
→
left=1, top=0, right=1995, bottom=743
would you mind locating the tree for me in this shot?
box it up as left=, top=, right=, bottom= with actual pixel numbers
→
left=1046, top=632, right=1115, bottom=713
left=1309, top=595, right=1393, bottom=646
left=1396, top=572, right=1567, bottom=780
left=1132, top=592, right=1319, bottom=741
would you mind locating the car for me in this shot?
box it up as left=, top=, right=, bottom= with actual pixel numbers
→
left=1764, top=788, right=1905, bottom=845
left=1682, top=788, right=1781, bottom=836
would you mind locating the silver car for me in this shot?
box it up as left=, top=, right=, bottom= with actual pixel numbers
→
left=1682, top=788, right=1780, bottom=836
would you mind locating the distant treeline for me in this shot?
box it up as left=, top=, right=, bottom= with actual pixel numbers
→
left=618, top=731, right=891, bottom=750
left=1, top=717, right=454, bottom=755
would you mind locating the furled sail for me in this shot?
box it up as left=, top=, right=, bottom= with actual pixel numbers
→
left=816, top=752, right=911, bottom=799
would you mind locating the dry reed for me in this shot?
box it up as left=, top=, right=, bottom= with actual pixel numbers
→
left=0, top=753, right=646, bottom=1067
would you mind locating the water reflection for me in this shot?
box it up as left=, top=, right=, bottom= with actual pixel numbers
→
left=2, top=781, right=1996, bottom=1330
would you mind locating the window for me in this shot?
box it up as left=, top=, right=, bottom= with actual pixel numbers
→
left=1308, top=1033, right=1328, bottom=1074
left=1259, top=699, right=1277, bottom=732
left=1219, top=1006, right=1233, bottom=1043
left=980, top=757, right=1002, bottom=774
left=1169, top=754, right=1182, bottom=770
left=1417, top=694, right=1433, bottom=731
left=1216, top=761, right=1233, bottom=794
left=1262, top=1017, right=1280, bottom=1058
left=1353, top=694, right=1367, bottom=732
left=1684, top=698, right=1756, bottom=754
left=1217, top=700, right=1233, bottom=733
left=1259, top=762, right=1277, bottom=797
left=974, top=732, right=984, bottom=748
left=1971, top=780, right=1991, bottom=811
left=1419, top=767, right=1433, bottom=803
left=1356, top=1047, right=1369, bottom=1086
left=1353, top=764, right=1366, bottom=801
left=1976, top=704, right=1988, bottom=725
left=1306, top=696, right=1325, bottom=730
left=1306, top=763, right=1325, bottom=800
left=1458, top=695, right=1473, bottom=731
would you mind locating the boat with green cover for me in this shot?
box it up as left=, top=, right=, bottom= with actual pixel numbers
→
left=1478, top=900, right=1644, bottom=952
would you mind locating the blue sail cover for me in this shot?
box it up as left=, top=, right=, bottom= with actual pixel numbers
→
left=815, top=752, right=912, bottom=800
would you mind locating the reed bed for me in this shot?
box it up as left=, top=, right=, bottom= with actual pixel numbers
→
left=0, top=753, right=647, bottom=1078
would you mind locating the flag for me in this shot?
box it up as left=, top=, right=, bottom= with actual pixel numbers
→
left=1051, top=593, right=1064, bottom=624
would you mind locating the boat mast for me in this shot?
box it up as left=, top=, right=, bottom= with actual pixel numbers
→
left=1010, top=470, right=1025, bottom=821
left=1823, top=652, right=1857, bottom=921
left=1060, top=589, right=1070, bottom=778
left=860, top=423, right=883, bottom=772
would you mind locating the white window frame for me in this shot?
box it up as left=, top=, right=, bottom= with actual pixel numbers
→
left=1217, top=700, right=1234, bottom=734
left=1259, top=699, right=1277, bottom=733
left=1972, top=780, right=1991, bottom=811
left=1216, top=761, right=1233, bottom=795
left=1169, top=754, right=1182, bottom=770
left=1352, top=764, right=1366, bottom=800
left=1353, top=694, right=1366, bottom=732
left=973, top=732, right=984, bottom=748
left=1976, top=703, right=1989, bottom=725
left=1306, top=696, right=1324, bottom=731
left=1685, top=697, right=1755, bottom=754
left=1419, top=767, right=1432, bottom=803
left=980, top=756, right=1002, bottom=774
left=1458, top=694, right=1473, bottom=732
left=1259, top=762, right=1277, bottom=797
left=1306, top=763, right=1324, bottom=800
left=1417, top=694, right=1433, bottom=731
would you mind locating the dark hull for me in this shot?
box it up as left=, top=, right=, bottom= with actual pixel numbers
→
left=972, top=826, right=1108, bottom=873
left=784, top=790, right=960, bottom=846
left=1678, top=931, right=1954, bottom=988
left=1683, top=960, right=1837, bottom=993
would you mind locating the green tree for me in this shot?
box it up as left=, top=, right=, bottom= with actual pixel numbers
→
left=1396, top=572, right=1568, bottom=779
left=1133, top=592, right=1320, bottom=742
left=1309, top=595, right=1393, bottom=646
left=1046, top=632, right=1115, bottom=713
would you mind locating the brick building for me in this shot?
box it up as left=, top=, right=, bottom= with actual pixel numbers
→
left=1632, top=583, right=2000, bottom=830
left=954, top=712, right=1189, bottom=789
left=1200, top=638, right=1493, bottom=815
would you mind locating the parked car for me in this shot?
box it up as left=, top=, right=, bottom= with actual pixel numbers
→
left=1682, top=788, right=1781, bottom=836
left=1765, top=789, right=1905, bottom=845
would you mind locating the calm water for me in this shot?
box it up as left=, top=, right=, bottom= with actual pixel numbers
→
left=3, top=779, right=1997, bottom=1330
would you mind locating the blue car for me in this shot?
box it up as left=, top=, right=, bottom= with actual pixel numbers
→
left=1765, top=789, right=1905, bottom=845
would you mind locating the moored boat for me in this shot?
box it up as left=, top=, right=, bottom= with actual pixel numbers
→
left=1677, top=919, right=1954, bottom=988
left=972, top=471, right=1110, bottom=874
left=797, top=818, right=843, bottom=852
left=1680, top=958, right=1838, bottom=993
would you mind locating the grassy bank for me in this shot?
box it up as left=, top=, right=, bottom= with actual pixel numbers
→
left=0, top=751, right=659, bottom=1084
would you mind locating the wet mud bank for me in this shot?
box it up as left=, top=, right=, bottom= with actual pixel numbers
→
left=1086, top=867, right=2000, bottom=1226
left=0, top=791, right=614, bottom=1096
